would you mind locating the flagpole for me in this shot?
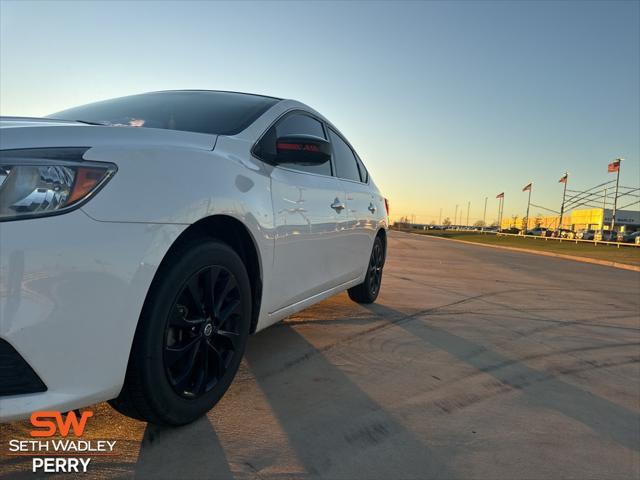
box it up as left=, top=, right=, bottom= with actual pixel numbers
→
left=559, top=173, right=568, bottom=230
left=610, top=159, right=622, bottom=231
left=525, top=185, right=532, bottom=232
left=483, top=196, right=487, bottom=229
left=602, top=187, right=607, bottom=230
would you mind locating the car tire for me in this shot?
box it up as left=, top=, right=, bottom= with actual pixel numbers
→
left=109, top=238, right=251, bottom=426
left=348, top=235, right=385, bottom=304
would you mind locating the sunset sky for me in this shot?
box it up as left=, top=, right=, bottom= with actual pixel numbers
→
left=1, top=0, right=638, bottom=224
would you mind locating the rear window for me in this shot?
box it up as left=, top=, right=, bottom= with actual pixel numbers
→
left=48, top=91, right=279, bottom=136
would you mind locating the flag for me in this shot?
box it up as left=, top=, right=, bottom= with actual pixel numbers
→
left=608, top=159, right=620, bottom=173
left=522, top=183, right=532, bottom=192
left=559, top=174, right=568, bottom=183
left=496, top=192, right=504, bottom=199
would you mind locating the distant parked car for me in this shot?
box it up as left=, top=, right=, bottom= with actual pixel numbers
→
left=577, top=229, right=595, bottom=240
left=526, top=227, right=548, bottom=236
left=500, top=227, right=520, bottom=234
left=619, top=231, right=640, bottom=243
left=551, top=229, right=572, bottom=238
left=594, top=230, right=618, bottom=241
left=598, top=230, right=619, bottom=242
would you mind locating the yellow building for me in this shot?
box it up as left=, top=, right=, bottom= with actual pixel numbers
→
left=500, top=208, right=640, bottom=231
left=569, top=208, right=607, bottom=230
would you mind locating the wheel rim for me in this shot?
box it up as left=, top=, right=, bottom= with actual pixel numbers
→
left=368, top=242, right=383, bottom=296
left=163, top=265, right=243, bottom=398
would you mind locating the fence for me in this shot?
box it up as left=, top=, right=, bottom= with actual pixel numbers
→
left=495, top=232, right=640, bottom=248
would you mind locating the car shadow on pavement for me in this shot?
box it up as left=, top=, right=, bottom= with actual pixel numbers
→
left=361, top=302, right=640, bottom=453
left=244, top=323, right=453, bottom=479
left=134, top=417, right=233, bottom=480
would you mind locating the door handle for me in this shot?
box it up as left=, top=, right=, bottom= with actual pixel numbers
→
left=331, top=199, right=346, bottom=212
left=368, top=203, right=376, bottom=213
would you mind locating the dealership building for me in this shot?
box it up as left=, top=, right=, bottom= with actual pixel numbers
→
left=500, top=208, right=640, bottom=232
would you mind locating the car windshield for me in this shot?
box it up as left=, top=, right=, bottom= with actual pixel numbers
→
left=48, top=91, right=280, bottom=136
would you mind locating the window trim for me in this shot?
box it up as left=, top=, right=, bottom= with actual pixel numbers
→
left=355, top=152, right=369, bottom=184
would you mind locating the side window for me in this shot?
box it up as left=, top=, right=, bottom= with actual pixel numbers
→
left=256, top=112, right=332, bottom=176
left=328, top=129, right=360, bottom=182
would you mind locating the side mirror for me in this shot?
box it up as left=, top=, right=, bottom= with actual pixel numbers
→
left=275, top=134, right=331, bottom=166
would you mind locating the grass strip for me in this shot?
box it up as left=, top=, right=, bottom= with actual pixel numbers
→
left=395, top=228, right=640, bottom=267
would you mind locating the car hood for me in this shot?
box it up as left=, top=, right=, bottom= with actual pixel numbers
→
left=0, top=116, right=217, bottom=151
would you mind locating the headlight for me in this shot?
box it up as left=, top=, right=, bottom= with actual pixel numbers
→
left=0, top=148, right=116, bottom=221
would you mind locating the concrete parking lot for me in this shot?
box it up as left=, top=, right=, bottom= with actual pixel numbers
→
left=2, top=230, right=639, bottom=479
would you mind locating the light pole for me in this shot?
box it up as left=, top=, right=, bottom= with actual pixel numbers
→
left=466, top=201, right=470, bottom=226
left=454, top=204, right=458, bottom=227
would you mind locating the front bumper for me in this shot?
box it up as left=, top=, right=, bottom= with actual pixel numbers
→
left=0, top=209, right=185, bottom=421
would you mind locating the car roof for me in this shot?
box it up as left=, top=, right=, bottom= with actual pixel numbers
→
left=148, top=89, right=283, bottom=101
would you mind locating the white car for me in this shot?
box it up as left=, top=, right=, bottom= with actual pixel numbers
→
left=0, top=90, right=388, bottom=425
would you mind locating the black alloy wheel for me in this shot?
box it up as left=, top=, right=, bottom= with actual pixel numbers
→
left=367, top=240, right=384, bottom=297
left=110, top=239, right=251, bottom=426
left=164, top=265, right=242, bottom=398
left=348, top=235, right=385, bottom=304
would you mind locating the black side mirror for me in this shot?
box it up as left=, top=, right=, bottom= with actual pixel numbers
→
left=275, top=134, right=331, bottom=166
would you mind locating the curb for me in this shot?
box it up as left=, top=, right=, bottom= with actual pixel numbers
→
left=395, top=231, right=640, bottom=272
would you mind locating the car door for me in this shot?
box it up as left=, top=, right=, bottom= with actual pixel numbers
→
left=261, top=112, right=347, bottom=313
left=327, top=127, right=378, bottom=280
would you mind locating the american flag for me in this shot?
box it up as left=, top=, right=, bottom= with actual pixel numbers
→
left=496, top=192, right=504, bottom=199
left=608, top=159, right=621, bottom=173
left=559, top=174, right=568, bottom=183
left=522, top=183, right=532, bottom=192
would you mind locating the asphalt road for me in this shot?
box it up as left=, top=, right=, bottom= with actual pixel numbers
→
left=2, top=230, right=639, bottom=479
